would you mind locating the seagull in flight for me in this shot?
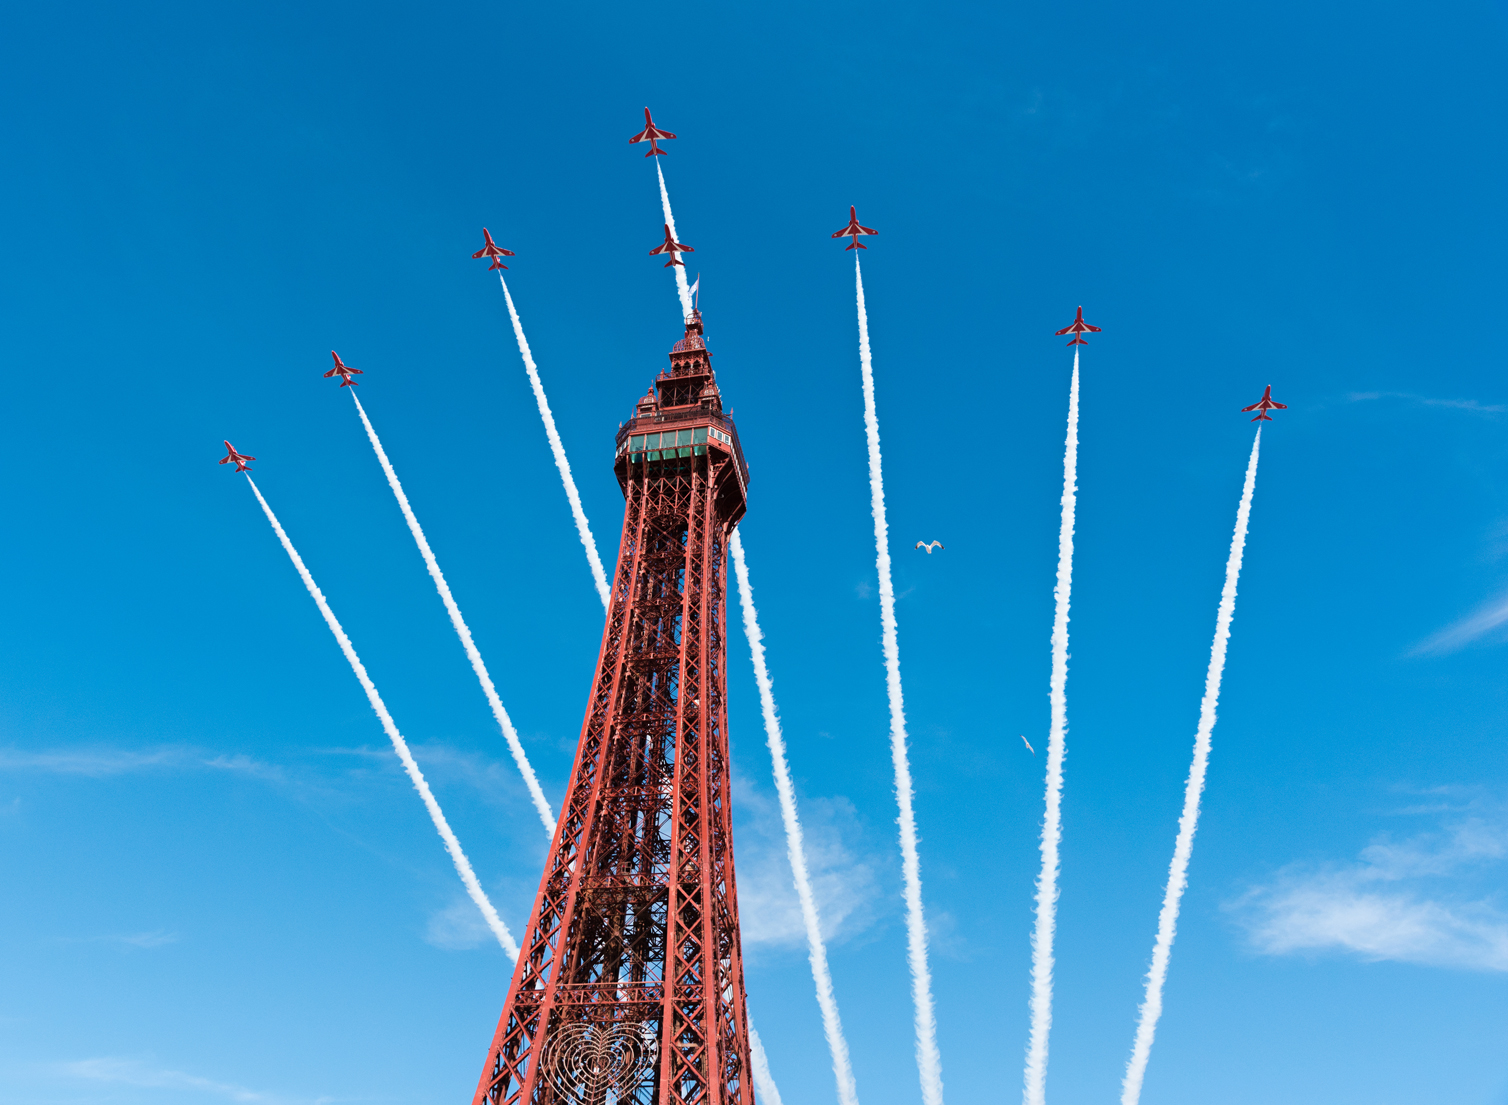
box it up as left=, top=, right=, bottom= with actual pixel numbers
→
left=1020, top=735, right=1035, bottom=755
left=916, top=541, right=944, bottom=554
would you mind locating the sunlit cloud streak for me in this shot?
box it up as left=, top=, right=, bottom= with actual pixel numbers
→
left=57, top=930, right=180, bottom=948
left=0, top=746, right=293, bottom=784
left=1411, top=591, right=1508, bottom=656
left=731, top=776, right=878, bottom=950
left=62, top=1057, right=325, bottom=1103
left=1348, top=391, right=1505, bottom=414
left=243, top=475, right=519, bottom=960
left=426, top=898, right=496, bottom=951
left=0, top=746, right=191, bottom=775
left=1233, top=797, right=1508, bottom=972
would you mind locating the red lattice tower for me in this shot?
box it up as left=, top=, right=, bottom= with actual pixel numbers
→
left=472, top=310, right=755, bottom=1105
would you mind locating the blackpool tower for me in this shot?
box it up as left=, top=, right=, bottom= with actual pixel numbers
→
left=472, top=309, right=756, bottom=1105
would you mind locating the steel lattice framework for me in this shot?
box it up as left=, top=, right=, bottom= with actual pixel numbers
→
left=472, top=311, right=755, bottom=1105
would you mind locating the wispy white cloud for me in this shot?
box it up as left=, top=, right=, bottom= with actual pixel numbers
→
left=0, top=746, right=194, bottom=776
left=117, top=930, right=180, bottom=948
left=424, top=898, right=494, bottom=951
left=0, top=740, right=535, bottom=796
left=307, top=745, right=390, bottom=760
left=203, top=753, right=290, bottom=784
left=405, top=742, right=540, bottom=807
left=58, top=930, right=180, bottom=949
left=1231, top=796, right=1508, bottom=972
left=731, top=773, right=879, bottom=949
left=0, top=746, right=296, bottom=782
left=1348, top=391, right=1506, bottom=414
left=1411, top=591, right=1508, bottom=656
left=62, top=1057, right=327, bottom=1103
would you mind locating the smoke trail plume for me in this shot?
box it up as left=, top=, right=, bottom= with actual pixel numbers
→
left=1023, top=350, right=1080, bottom=1105
left=853, top=255, right=945, bottom=1105
left=655, top=160, right=694, bottom=319
left=243, top=475, right=519, bottom=959
left=348, top=392, right=556, bottom=835
left=496, top=274, right=612, bottom=611
left=730, top=530, right=861, bottom=1105
left=747, top=1023, right=785, bottom=1105
left=1119, top=429, right=1262, bottom=1105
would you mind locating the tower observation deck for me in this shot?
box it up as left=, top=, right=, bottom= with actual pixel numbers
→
left=472, top=310, right=756, bottom=1105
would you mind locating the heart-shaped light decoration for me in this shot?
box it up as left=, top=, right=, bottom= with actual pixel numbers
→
left=544, top=1022, right=653, bottom=1105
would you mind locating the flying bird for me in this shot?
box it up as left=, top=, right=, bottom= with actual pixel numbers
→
left=324, top=351, right=363, bottom=388
left=649, top=224, right=693, bottom=267
left=915, top=541, right=944, bottom=554
left=1241, top=385, right=1288, bottom=422
left=219, top=441, right=255, bottom=472
left=629, top=107, right=677, bottom=157
left=1054, top=306, right=1102, bottom=346
left=831, top=205, right=878, bottom=251
left=1021, top=735, right=1035, bottom=755
left=471, top=228, right=515, bottom=271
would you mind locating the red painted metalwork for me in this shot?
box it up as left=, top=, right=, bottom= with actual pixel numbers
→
left=472, top=310, right=755, bottom=1105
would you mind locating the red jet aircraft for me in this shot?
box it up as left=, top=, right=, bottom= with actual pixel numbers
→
left=1241, top=385, right=1288, bottom=421
left=471, top=228, right=515, bottom=271
left=219, top=441, right=255, bottom=472
left=1055, top=306, right=1102, bottom=346
left=831, top=206, right=878, bottom=250
left=629, top=108, right=676, bottom=157
left=325, top=351, right=362, bottom=388
left=649, top=224, right=694, bottom=267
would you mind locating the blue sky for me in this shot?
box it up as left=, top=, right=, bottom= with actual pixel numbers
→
left=2, top=1, right=1508, bottom=1103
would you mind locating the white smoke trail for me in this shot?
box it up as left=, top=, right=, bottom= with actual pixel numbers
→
left=243, top=475, right=520, bottom=960
left=348, top=391, right=556, bottom=835
left=1119, top=428, right=1262, bottom=1105
left=1023, top=350, right=1080, bottom=1105
left=655, top=160, right=694, bottom=319
left=853, top=255, right=944, bottom=1105
left=730, top=530, right=861, bottom=1105
left=747, top=1023, right=785, bottom=1105
left=496, top=273, right=612, bottom=611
